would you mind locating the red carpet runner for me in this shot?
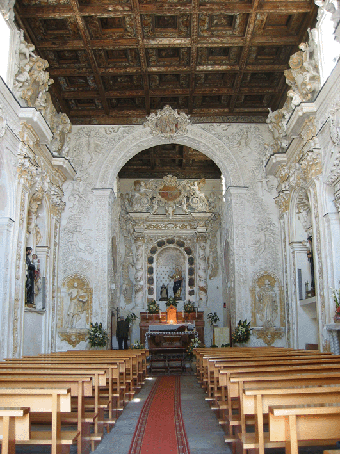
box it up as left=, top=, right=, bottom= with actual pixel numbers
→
left=128, top=376, right=190, bottom=454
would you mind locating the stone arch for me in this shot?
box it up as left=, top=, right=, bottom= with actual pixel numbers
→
left=95, top=124, right=244, bottom=189
left=147, top=237, right=195, bottom=302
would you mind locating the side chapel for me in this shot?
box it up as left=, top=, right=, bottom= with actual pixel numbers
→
left=1, top=0, right=340, bottom=359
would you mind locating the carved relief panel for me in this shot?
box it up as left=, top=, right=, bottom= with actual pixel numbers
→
left=58, top=274, right=92, bottom=347
left=251, top=273, right=285, bottom=346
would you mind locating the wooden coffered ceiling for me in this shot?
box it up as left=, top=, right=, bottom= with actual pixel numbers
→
left=14, top=0, right=318, bottom=125
left=118, top=144, right=222, bottom=179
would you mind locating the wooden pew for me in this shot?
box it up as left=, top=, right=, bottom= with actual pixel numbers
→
left=269, top=403, right=340, bottom=454
left=7, top=356, right=128, bottom=415
left=220, top=369, right=340, bottom=452
left=24, top=353, right=136, bottom=400
left=0, top=367, right=107, bottom=452
left=243, top=385, right=340, bottom=454
left=0, top=407, right=30, bottom=454
left=196, top=348, right=331, bottom=386
left=208, top=354, right=339, bottom=400
left=0, top=375, right=93, bottom=454
left=0, top=350, right=148, bottom=454
left=0, top=387, right=77, bottom=454
left=194, top=347, right=327, bottom=382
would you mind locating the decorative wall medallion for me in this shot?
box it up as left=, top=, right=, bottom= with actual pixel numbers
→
left=159, top=185, right=181, bottom=202
left=144, top=105, right=191, bottom=139
left=254, top=325, right=284, bottom=346
left=58, top=329, right=88, bottom=348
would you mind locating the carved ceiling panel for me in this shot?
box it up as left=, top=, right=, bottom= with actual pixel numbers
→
left=14, top=0, right=317, bottom=125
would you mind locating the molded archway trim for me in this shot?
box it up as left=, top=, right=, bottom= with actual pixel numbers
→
left=95, top=124, right=244, bottom=188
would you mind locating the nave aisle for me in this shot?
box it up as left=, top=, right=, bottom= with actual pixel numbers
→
left=92, top=375, right=229, bottom=454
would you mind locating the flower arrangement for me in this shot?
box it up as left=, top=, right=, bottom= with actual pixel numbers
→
left=332, top=288, right=340, bottom=322
left=166, top=297, right=178, bottom=308
left=88, top=322, right=108, bottom=348
left=187, top=331, right=202, bottom=356
left=126, top=312, right=137, bottom=326
left=232, top=319, right=251, bottom=344
left=147, top=300, right=159, bottom=314
left=184, top=300, right=195, bottom=313
left=131, top=340, right=144, bottom=349
left=207, top=312, right=220, bottom=326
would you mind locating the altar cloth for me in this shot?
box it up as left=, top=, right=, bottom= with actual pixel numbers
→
left=148, top=323, right=195, bottom=331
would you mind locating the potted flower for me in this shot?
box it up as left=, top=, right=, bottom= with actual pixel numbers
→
left=187, top=331, right=203, bottom=371
left=232, top=319, right=251, bottom=345
left=131, top=340, right=144, bottom=349
left=184, top=300, right=195, bottom=313
left=166, top=297, right=178, bottom=308
left=187, top=331, right=202, bottom=358
left=332, top=288, right=340, bottom=322
left=126, top=312, right=137, bottom=327
left=147, top=300, right=159, bottom=314
left=207, top=312, right=220, bottom=326
left=88, top=322, right=108, bottom=349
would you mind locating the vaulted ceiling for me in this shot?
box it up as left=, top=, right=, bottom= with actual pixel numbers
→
left=14, top=0, right=318, bottom=126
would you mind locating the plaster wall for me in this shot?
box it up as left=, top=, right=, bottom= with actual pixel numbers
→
left=58, top=122, right=284, bottom=349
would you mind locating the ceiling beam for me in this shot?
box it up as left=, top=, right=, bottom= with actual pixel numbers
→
left=17, top=2, right=313, bottom=19
left=68, top=0, right=110, bottom=115
left=131, top=0, right=150, bottom=114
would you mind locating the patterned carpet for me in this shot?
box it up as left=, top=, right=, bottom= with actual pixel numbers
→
left=128, top=376, right=190, bottom=454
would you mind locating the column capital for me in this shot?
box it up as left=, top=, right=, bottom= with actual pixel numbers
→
left=289, top=241, right=309, bottom=252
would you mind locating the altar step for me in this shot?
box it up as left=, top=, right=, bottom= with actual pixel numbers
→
left=148, top=353, right=195, bottom=375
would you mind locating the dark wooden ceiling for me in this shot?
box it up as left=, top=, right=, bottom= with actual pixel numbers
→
left=118, top=144, right=221, bottom=179
left=14, top=0, right=317, bottom=125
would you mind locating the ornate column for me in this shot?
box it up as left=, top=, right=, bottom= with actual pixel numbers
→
left=92, top=188, right=114, bottom=330
left=225, top=186, right=249, bottom=321
left=49, top=186, right=65, bottom=353
left=289, top=241, right=310, bottom=348
left=0, top=217, right=15, bottom=359
left=323, top=211, right=340, bottom=320
left=12, top=157, right=36, bottom=357
left=133, top=233, right=145, bottom=310
left=35, top=246, right=50, bottom=311
left=197, top=233, right=208, bottom=307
